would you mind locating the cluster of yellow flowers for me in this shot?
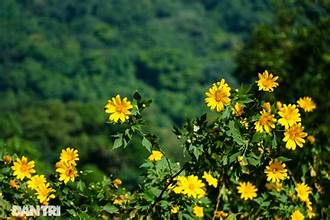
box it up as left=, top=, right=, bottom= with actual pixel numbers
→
left=55, top=148, right=79, bottom=184
left=11, top=156, right=55, bottom=205
left=204, top=71, right=317, bottom=219
left=169, top=172, right=218, bottom=217
left=205, top=70, right=316, bottom=151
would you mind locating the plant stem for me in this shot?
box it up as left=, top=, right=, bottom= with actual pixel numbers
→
left=148, top=163, right=187, bottom=213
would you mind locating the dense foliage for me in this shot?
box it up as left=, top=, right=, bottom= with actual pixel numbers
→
left=1, top=73, right=327, bottom=219
left=235, top=0, right=330, bottom=211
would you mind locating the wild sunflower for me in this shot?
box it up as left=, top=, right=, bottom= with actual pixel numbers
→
left=263, top=102, right=272, bottom=112
left=237, top=181, right=257, bottom=200
left=36, top=183, right=56, bottom=205
left=9, top=179, right=19, bottom=189
left=113, top=178, right=122, bottom=188
left=205, top=79, right=231, bottom=112
left=233, top=103, right=244, bottom=117
left=254, top=110, right=277, bottom=133
left=56, top=163, right=78, bottom=184
left=297, top=97, right=316, bottom=112
left=148, top=150, right=163, bottom=162
left=307, top=135, right=315, bottom=144
left=60, top=148, right=79, bottom=165
left=11, top=156, right=36, bottom=180
left=173, top=175, right=206, bottom=198
left=256, top=70, right=279, bottom=92
left=264, top=161, right=288, bottom=183
left=283, top=123, right=307, bottom=150
left=193, top=206, right=204, bottom=218
left=291, top=210, right=304, bottom=220
left=27, top=175, right=47, bottom=190
left=202, top=171, right=218, bottom=187
left=278, top=104, right=301, bottom=128
left=105, top=95, right=133, bottom=123
left=3, top=155, right=12, bottom=164
left=295, top=182, right=312, bottom=202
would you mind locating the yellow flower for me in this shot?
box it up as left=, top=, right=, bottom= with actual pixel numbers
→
left=263, top=102, right=272, bottom=112
left=171, top=205, right=179, bottom=214
left=3, top=155, right=12, bottom=164
left=105, top=95, right=133, bottom=123
left=237, top=181, right=257, bottom=200
left=306, top=201, right=315, bottom=219
left=205, top=79, right=231, bottom=112
left=278, top=104, right=301, bottom=128
left=276, top=101, right=283, bottom=110
left=9, top=179, right=19, bottom=189
left=307, top=135, right=315, bottom=144
left=11, top=156, right=36, bottom=180
left=113, top=178, right=122, bottom=188
left=202, top=171, right=218, bottom=187
left=264, top=161, right=288, bottom=183
left=240, top=118, right=249, bottom=129
left=307, top=209, right=315, bottom=219
left=215, top=210, right=228, bottom=219
left=297, top=97, right=316, bottom=112
left=113, top=194, right=129, bottom=205
left=60, top=148, right=79, bottom=165
left=283, top=123, right=307, bottom=150
left=291, top=210, right=304, bottom=220
left=193, top=205, right=204, bottom=218
left=295, top=183, right=312, bottom=202
left=265, top=182, right=283, bottom=192
left=36, top=183, right=55, bottom=205
left=148, top=150, right=163, bottom=162
left=233, top=103, right=244, bottom=117
left=173, top=175, right=206, bottom=198
left=238, top=156, right=248, bottom=166
left=254, top=110, right=277, bottom=133
left=256, top=70, right=279, bottom=92
left=56, top=163, right=78, bottom=184
left=113, top=197, right=124, bottom=205
left=27, top=175, right=47, bottom=190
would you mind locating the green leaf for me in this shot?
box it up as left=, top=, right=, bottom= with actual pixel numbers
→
left=228, top=151, right=241, bottom=164
left=272, top=134, right=277, bottom=149
left=227, top=121, right=244, bottom=145
left=191, top=145, right=203, bottom=160
left=103, top=203, right=118, bottom=214
left=133, top=91, right=142, bottom=101
left=275, top=156, right=292, bottom=162
left=247, top=152, right=260, bottom=166
left=113, top=135, right=123, bottom=149
left=142, top=137, right=152, bottom=152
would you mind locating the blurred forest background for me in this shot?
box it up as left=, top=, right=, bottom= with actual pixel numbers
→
left=1, top=0, right=329, bottom=188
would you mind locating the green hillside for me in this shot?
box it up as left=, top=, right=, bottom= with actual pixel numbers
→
left=0, top=0, right=272, bottom=185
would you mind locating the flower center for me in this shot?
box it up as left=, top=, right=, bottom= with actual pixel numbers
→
left=284, top=108, right=294, bottom=120
left=214, top=89, right=226, bottom=102
left=261, top=78, right=272, bottom=87
left=116, top=104, right=125, bottom=113
left=259, top=114, right=271, bottom=125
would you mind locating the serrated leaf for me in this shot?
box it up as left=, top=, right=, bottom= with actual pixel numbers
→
left=227, top=121, right=244, bottom=145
